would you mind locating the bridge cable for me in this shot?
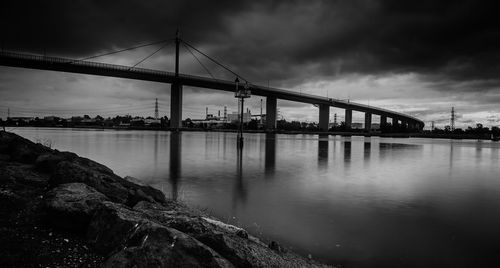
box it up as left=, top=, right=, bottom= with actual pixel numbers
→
left=127, top=42, right=171, bottom=70
left=180, top=39, right=250, bottom=84
left=181, top=42, right=216, bottom=80
left=74, top=39, right=174, bottom=62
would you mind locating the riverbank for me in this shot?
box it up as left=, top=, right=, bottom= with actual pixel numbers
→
left=0, top=131, right=330, bottom=267
left=4, top=125, right=498, bottom=141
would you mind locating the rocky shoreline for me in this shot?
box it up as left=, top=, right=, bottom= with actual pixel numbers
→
left=0, top=131, right=330, bottom=267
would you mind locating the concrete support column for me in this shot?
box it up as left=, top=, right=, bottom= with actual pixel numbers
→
left=266, top=96, right=277, bottom=130
left=345, top=108, right=352, bottom=129
left=319, top=104, right=330, bottom=131
left=380, top=115, right=387, bottom=128
left=401, top=121, right=408, bottom=129
left=364, top=112, right=372, bottom=132
left=392, top=117, right=399, bottom=127
left=170, top=83, right=183, bottom=129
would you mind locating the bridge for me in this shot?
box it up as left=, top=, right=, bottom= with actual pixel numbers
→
left=0, top=37, right=424, bottom=131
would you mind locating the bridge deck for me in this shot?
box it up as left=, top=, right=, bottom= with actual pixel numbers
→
left=0, top=51, right=423, bottom=127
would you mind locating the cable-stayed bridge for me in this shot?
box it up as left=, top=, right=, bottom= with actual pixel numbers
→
left=0, top=36, right=424, bottom=131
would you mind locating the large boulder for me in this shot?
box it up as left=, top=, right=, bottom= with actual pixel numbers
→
left=35, top=152, right=78, bottom=173
left=0, top=162, right=49, bottom=188
left=49, top=160, right=166, bottom=207
left=50, top=161, right=130, bottom=204
left=88, top=201, right=232, bottom=268
left=44, top=183, right=109, bottom=232
left=87, top=201, right=147, bottom=254
left=103, top=222, right=233, bottom=268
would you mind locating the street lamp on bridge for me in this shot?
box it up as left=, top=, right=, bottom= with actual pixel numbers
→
left=235, top=77, right=251, bottom=147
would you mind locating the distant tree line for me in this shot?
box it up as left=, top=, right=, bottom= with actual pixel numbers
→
left=1, top=115, right=170, bottom=129
left=425, top=123, right=500, bottom=139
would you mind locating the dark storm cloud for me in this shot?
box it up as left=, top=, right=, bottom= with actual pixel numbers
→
left=213, top=0, right=500, bottom=84
left=2, top=0, right=251, bottom=56
left=2, top=0, right=500, bottom=85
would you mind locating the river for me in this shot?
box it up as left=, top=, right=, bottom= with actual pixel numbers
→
left=11, top=127, right=500, bottom=267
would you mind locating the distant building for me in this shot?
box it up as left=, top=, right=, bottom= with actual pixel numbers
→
left=130, top=117, right=144, bottom=126
left=227, top=112, right=251, bottom=123
left=351, top=122, right=363, bottom=129
left=145, top=118, right=161, bottom=125
left=8, top=117, right=34, bottom=123
left=43, top=116, right=60, bottom=122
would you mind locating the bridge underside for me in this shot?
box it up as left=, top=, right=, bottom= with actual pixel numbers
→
left=0, top=51, right=425, bottom=131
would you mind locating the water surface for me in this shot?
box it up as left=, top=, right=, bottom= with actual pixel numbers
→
left=12, top=128, right=500, bottom=267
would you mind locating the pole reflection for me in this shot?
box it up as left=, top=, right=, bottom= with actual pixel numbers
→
left=364, top=141, right=371, bottom=160
left=233, top=145, right=247, bottom=207
left=318, top=134, right=329, bottom=168
left=154, top=131, right=159, bottom=171
left=169, top=132, right=181, bottom=200
left=265, top=133, right=276, bottom=175
left=344, top=140, right=352, bottom=167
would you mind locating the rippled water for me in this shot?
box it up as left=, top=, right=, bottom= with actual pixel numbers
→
left=11, top=127, right=500, bottom=267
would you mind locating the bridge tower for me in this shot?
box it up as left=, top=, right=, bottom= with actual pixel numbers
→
left=170, top=30, right=183, bottom=129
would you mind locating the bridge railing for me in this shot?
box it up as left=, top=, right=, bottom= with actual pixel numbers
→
left=0, top=51, right=175, bottom=78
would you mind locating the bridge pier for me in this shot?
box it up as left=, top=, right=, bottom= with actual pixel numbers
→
left=380, top=115, right=387, bottom=129
left=170, top=83, right=183, bottom=129
left=392, top=117, right=399, bottom=128
left=266, top=96, right=277, bottom=130
left=345, top=108, right=352, bottom=129
left=319, top=104, right=330, bottom=131
left=364, top=112, right=372, bottom=132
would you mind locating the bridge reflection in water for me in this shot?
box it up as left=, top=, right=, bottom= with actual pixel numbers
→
left=169, top=132, right=181, bottom=200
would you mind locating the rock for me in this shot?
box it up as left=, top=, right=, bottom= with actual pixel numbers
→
left=0, top=154, right=10, bottom=162
left=133, top=201, right=317, bottom=268
left=50, top=161, right=130, bottom=204
left=73, top=157, right=114, bottom=175
left=0, top=162, right=49, bottom=187
left=44, top=183, right=109, bottom=232
left=124, top=176, right=143, bottom=185
left=119, top=177, right=166, bottom=206
left=0, top=131, right=52, bottom=164
left=35, top=152, right=77, bottom=173
left=268, top=241, right=282, bottom=253
left=88, top=201, right=232, bottom=268
left=50, top=160, right=166, bottom=207
left=87, top=201, right=148, bottom=254
left=202, top=217, right=248, bottom=238
left=103, top=222, right=233, bottom=268
left=0, top=188, right=24, bottom=215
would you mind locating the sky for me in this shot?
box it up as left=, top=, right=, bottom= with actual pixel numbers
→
left=1, top=0, right=500, bottom=129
